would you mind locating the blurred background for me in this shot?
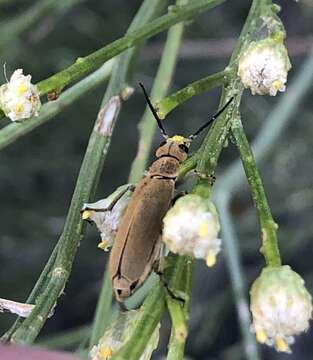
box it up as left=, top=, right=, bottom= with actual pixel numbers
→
left=0, top=0, right=313, bottom=359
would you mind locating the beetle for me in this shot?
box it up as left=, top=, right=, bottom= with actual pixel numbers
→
left=84, top=83, right=233, bottom=302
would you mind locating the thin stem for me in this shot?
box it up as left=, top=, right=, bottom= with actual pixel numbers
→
left=215, top=193, right=261, bottom=360
left=36, top=0, right=225, bottom=96
left=230, top=117, right=281, bottom=267
left=156, top=70, right=229, bottom=119
left=0, top=60, right=114, bottom=151
left=166, top=256, right=193, bottom=360
left=128, top=0, right=188, bottom=183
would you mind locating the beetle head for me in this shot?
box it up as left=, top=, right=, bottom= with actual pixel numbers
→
left=156, top=135, right=190, bottom=162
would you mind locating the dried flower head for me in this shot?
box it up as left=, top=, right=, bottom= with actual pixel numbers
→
left=90, top=311, right=159, bottom=360
left=162, top=194, right=221, bottom=267
left=238, top=38, right=291, bottom=96
left=250, top=265, right=312, bottom=353
left=0, top=69, right=41, bottom=121
left=81, top=186, right=131, bottom=250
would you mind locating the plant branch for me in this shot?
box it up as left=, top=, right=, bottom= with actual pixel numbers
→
left=35, top=0, right=225, bottom=96
left=166, top=255, right=193, bottom=360
left=230, top=117, right=281, bottom=266
left=156, top=70, right=229, bottom=119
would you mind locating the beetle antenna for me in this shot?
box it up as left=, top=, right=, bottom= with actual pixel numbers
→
left=139, top=82, right=168, bottom=138
left=189, top=97, right=234, bottom=140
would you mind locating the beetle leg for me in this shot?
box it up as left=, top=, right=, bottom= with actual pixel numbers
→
left=83, top=184, right=135, bottom=215
left=155, top=269, right=185, bottom=304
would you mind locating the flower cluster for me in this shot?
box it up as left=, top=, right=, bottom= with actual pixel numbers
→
left=0, top=69, right=41, bottom=121
left=162, top=194, right=221, bottom=267
left=250, top=265, right=312, bottom=353
left=238, top=38, right=291, bottom=96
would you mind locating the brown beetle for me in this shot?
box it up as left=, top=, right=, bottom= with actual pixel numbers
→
left=85, top=83, right=233, bottom=302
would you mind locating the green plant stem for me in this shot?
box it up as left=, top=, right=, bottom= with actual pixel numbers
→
left=128, top=0, right=188, bottom=183
left=230, top=117, right=281, bottom=267
left=36, top=0, right=225, bottom=95
left=86, top=0, right=168, bottom=350
left=156, top=70, right=229, bottom=119
left=0, top=60, right=114, bottom=151
left=166, top=256, right=193, bottom=360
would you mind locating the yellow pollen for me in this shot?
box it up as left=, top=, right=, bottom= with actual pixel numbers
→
left=82, top=210, right=92, bottom=220
left=14, top=103, right=24, bottom=114
left=98, top=240, right=110, bottom=251
left=272, top=80, right=282, bottom=90
left=198, top=222, right=209, bottom=237
left=170, top=135, right=186, bottom=144
left=255, top=329, right=267, bottom=344
left=275, top=337, right=289, bottom=352
left=99, top=346, right=113, bottom=359
left=16, top=83, right=28, bottom=95
left=206, top=252, right=216, bottom=267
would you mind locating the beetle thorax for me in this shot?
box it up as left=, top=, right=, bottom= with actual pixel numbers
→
left=147, top=137, right=189, bottom=178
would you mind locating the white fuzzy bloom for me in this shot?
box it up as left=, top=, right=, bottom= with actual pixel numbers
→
left=90, top=311, right=160, bottom=360
left=250, top=265, right=312, bottom=353
left=0, top=69, right=41, bottom=121
left=238, top=38, right=291, bottom=96
left=162, top=194, right=221, bottom=267
left=82, top=187, right=131, bottom=251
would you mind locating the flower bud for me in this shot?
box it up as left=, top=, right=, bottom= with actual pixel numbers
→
left=250, top=265, right=312, bottom=353
left=81, top=187, right=131, bottom=251
left=0, top=69, right=41, bottom=121
left=238, top=37, right=291, bottom=96
left=162, top=194, right=221, bottom=267
left=90, top=311, right=159, bottom=360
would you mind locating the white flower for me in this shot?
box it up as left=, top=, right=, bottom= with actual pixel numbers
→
left=90, top=311, right=160, bottom=360
left=250, top=265, right=312, bottom=353
left=81, top=186, right=131, bottom=251
left=0, top=69, right=41, bottom=121
left=238, top=38, right=291, bottom=96
left=162, top=194, right=221, bottom=267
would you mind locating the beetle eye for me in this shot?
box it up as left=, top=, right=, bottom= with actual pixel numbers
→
left=178, top=144, right=189, bottom=153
